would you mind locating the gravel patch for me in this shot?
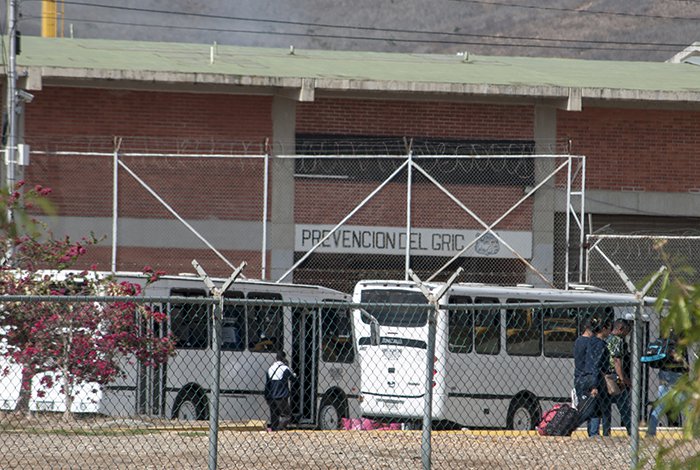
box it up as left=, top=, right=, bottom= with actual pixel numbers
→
left=0, top=413, right=690, bottom=469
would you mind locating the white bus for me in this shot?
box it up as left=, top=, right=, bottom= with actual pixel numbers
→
left=353, top=279, right=657, bottom=430
left=1, top=272, right=364, bottom=429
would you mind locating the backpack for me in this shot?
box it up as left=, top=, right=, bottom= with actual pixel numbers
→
left=641, top=338, right=673, bottom=369
left=537, top=404, right=578, bottom=436
left=264, top=373, right=272, bottom=401
left=264, top=364, right=282, bottom=401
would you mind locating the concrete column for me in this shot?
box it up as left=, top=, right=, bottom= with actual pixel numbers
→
left=527, top=105, right=557, bottom=286
left=269, top=96, right=297, bottom=281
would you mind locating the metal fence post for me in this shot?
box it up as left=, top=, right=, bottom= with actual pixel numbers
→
left=404, top=146, right=413, bottom=281
left=208, top=295, right=223, bottom=470
left=630, top=300, right=642, bottom=469
left=629, top=268, right=664, bottom=469
left=409, top=268, right=463, bottom=470
left=111, top=139, right=121, bottom=272
left=421, top=301, right=437, bottom=470
left=192, top=259, right=246, bottom=470
left=261, top=148, right=269, bottom=279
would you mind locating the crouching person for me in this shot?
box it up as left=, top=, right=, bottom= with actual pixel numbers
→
left=264, top=351, right=297, bottom=431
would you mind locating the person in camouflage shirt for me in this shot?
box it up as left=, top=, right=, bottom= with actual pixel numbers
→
left=593, top=319, right=632, bottom=435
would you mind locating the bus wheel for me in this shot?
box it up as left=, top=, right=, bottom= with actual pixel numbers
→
left=318, top=398, right=343, bottom=430
left=507, top=395, right=540, bottom=431
left=173, top=388, right=208, bottom=421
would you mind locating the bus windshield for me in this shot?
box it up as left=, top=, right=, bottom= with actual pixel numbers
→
left=360, top=289, right=429, bottom=327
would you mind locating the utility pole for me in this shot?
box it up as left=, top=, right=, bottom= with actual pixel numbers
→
left=5, top=0, right=18, bottom=193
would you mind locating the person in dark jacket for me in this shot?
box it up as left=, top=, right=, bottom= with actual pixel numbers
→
left=574, top=311, right=613, bottom=436
left=264, top=351, right=297, bottom=431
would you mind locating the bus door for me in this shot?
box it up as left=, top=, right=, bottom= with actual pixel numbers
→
left=137, top=303, right=166, bottom=417
left=291, top=307, right=319, bottom=425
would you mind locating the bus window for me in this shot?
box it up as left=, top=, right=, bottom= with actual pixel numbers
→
left=321, top=305, right=355, bottom=363
left=170, top=289, right=209, bottom=350
left=360, top=289, right=429, bottom=327
left=475, top=298, right=500, bottom=355
left=248, top=293, right=283, bottom=352
left=448, top=295, right=473, bottom=354
left=543, top=307, right=577, bottom=357
left=506, top=300, right=542, bottom=356
left=222, top=291, right=245, bottom=351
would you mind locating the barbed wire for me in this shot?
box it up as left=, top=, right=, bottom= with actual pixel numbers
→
left=586, top=235, right=700, bottom=294
left=589, top=229, right=700, bottom=238
left=293, top=137, right=570, bottom=157
left=23, top=136, right=573, bottom=158
left=24, top=135, right=269, bottom=156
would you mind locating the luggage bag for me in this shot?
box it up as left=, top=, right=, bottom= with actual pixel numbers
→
left=537, top=404, right=579, bottom=436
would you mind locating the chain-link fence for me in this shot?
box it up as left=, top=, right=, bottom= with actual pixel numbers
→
left=19, top=136, right=584, bottom=291
left=585, top=234, right=700, bottom=295
left=2, top=279, right=696, bottom=469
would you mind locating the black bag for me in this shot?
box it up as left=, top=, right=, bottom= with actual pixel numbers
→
left=539, top=404, right=579, bottom=436
left=575, top=395, right=597, bottom=424
left=263, top=373, right=272, bottom=401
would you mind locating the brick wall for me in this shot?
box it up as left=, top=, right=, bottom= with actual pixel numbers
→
left=297, top=98, right=534, bottom=138
left=23, top=87, right=273, bottom=220
left=558, top=107, right=700, bottom=192
left=82, top=246, right=263, bottom=279
left=25, top=87, right=272, bottom=140
left=295, top=98, right=535, bottom=229
left=25, top=87, right=699, bottom=279
left=295, top=180, right=532, bottom=230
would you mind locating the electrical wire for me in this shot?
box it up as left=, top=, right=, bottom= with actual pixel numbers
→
left=18, top=14, right=689, bottom=53
left=449, top=0, right=700, bottom=21
left=21, top=0, right=700, bottom=42
left=46, top=0, right=700, bottom=23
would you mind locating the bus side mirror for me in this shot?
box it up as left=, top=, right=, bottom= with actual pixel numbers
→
left=370, top=319, right=380, bottom=347
left=359, top=308, right=381, bottom=346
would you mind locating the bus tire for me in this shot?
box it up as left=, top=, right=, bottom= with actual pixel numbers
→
left=318, top=397, right=345, bottom=430
left=507, top=394, right=540, bottom=431
left=172, top=386, right=208, bottom=421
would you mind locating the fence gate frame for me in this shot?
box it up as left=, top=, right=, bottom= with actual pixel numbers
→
left=277, top=151, right=586, bottom=289
left=32, top=140, right=586, bottom=287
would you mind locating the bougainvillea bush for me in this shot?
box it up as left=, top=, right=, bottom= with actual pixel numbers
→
left=0, top=181, right=174, bottom=419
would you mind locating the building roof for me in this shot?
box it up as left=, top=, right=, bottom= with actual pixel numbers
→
left=10, top=36, right=700, bottom=108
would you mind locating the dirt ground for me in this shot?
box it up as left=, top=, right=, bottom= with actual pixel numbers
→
left=0, top=414, right=694, bottom=469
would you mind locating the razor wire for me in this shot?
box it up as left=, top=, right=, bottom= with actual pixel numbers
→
left=585, top=233, right=700, bottom=295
